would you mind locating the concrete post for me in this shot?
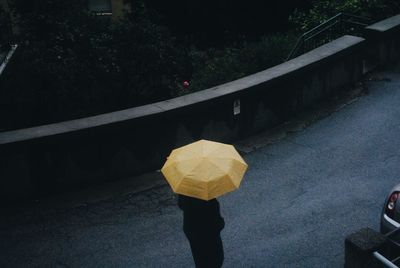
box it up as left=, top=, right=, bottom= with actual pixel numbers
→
left=344, top=227, right=387, bottom=268
left=364, top=14, right=400, bottom=68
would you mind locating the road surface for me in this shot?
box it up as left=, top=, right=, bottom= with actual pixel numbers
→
left=1, top=62, right=400, bottom=267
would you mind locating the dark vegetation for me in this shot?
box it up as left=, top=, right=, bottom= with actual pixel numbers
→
left=0, top=0, right=399, bottom=130
left=144, top=0, right=309, bottom=46
left=1, top=0, right=190, bottom=128
left=0, top=5, right=12, bottom=51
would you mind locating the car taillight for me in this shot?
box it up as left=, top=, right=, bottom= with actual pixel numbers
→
left=386, top=191, right=399, bottom=218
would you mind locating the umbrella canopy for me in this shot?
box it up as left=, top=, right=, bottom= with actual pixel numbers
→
left=161, top=139, right=248, bottom=200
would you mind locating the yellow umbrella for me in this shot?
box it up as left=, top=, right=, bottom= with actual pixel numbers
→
left=161, top=139, right=248, bottom=201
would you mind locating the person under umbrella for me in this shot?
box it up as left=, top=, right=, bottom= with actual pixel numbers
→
left=161, top=139, right=248, bottom=267
left=178, top=194, right=225, bottom=267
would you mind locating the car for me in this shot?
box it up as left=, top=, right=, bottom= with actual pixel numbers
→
left=381, top=183, right=400, bottom=235
left=377, top=184, right=400, bottom=266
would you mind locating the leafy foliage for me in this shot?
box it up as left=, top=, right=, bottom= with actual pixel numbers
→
left=290, top=0, right=400, bottom=31
left=0, top=5, right=11, bottom=51
left=188, top=33, right=297, bottom=93
left=1, top=0, right=189, bottom=129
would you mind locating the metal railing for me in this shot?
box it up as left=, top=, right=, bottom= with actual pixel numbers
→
left=286, top=13, right=371, bottom=61
left=0, top=10, right=16, bottom=76
left=373, top=226, right=400, bottom=267
left=0, top=44, right=18, bottom=76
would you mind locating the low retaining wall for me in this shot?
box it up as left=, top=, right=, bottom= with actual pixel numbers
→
left=0, top=35, right=366, bottom=199
left=364, top=14, right=400, bottom=70
left=1, top=14, right=399, bottom=200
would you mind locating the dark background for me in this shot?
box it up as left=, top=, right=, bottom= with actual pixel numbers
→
left=144, top=0, right=312, bottom=45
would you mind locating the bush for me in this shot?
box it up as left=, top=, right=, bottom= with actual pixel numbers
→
left=110, top=8, right=191, bottom=105
left=290, top=0, right=400, bottom=31
left=187, top=33, right=297, bottom=93
left=0, top=0, right=189, bottom=129
left=0, top=5, right=11, bottom=51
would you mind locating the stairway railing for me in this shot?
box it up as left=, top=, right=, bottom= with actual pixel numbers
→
left=286, top=13, right=371, bottom=61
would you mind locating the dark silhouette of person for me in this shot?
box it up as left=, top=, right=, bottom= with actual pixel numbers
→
left=178, top=194, right=225, bottom=268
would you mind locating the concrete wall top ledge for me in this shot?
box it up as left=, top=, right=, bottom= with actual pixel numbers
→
left=0, top=35, right=365, bottom=146
left=365, top=14, right=400, bottom=33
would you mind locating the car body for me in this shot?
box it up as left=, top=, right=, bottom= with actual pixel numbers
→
left=380, top=183, right=400, bottom=235
left=379, top=183, right=400, bottom=266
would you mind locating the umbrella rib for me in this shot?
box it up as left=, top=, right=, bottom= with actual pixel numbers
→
left=204, top=159, right=231, bottom=182
left=205, top=159, right=239, bottom=200
left=208, top=158, right=245, bottom=189
left=175, top=159, right=204, bottom=190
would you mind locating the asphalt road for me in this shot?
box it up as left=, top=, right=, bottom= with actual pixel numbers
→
left=1, top=62, right=400, bottom=268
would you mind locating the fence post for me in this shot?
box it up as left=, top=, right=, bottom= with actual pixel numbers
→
left=345, top=228, right=387, bottom=268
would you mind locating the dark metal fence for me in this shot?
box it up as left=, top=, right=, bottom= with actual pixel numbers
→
left=287, top=13, right=371, bottom=61
left=0, top=8, right=17, bottom=76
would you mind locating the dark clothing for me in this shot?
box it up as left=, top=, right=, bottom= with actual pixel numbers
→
left=178, top=195, right=225, bottom=268
left=186, top=233, right=224, bottom=268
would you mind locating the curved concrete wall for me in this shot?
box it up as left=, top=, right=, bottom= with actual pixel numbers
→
left=0, top=14, right=399, bottom=200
